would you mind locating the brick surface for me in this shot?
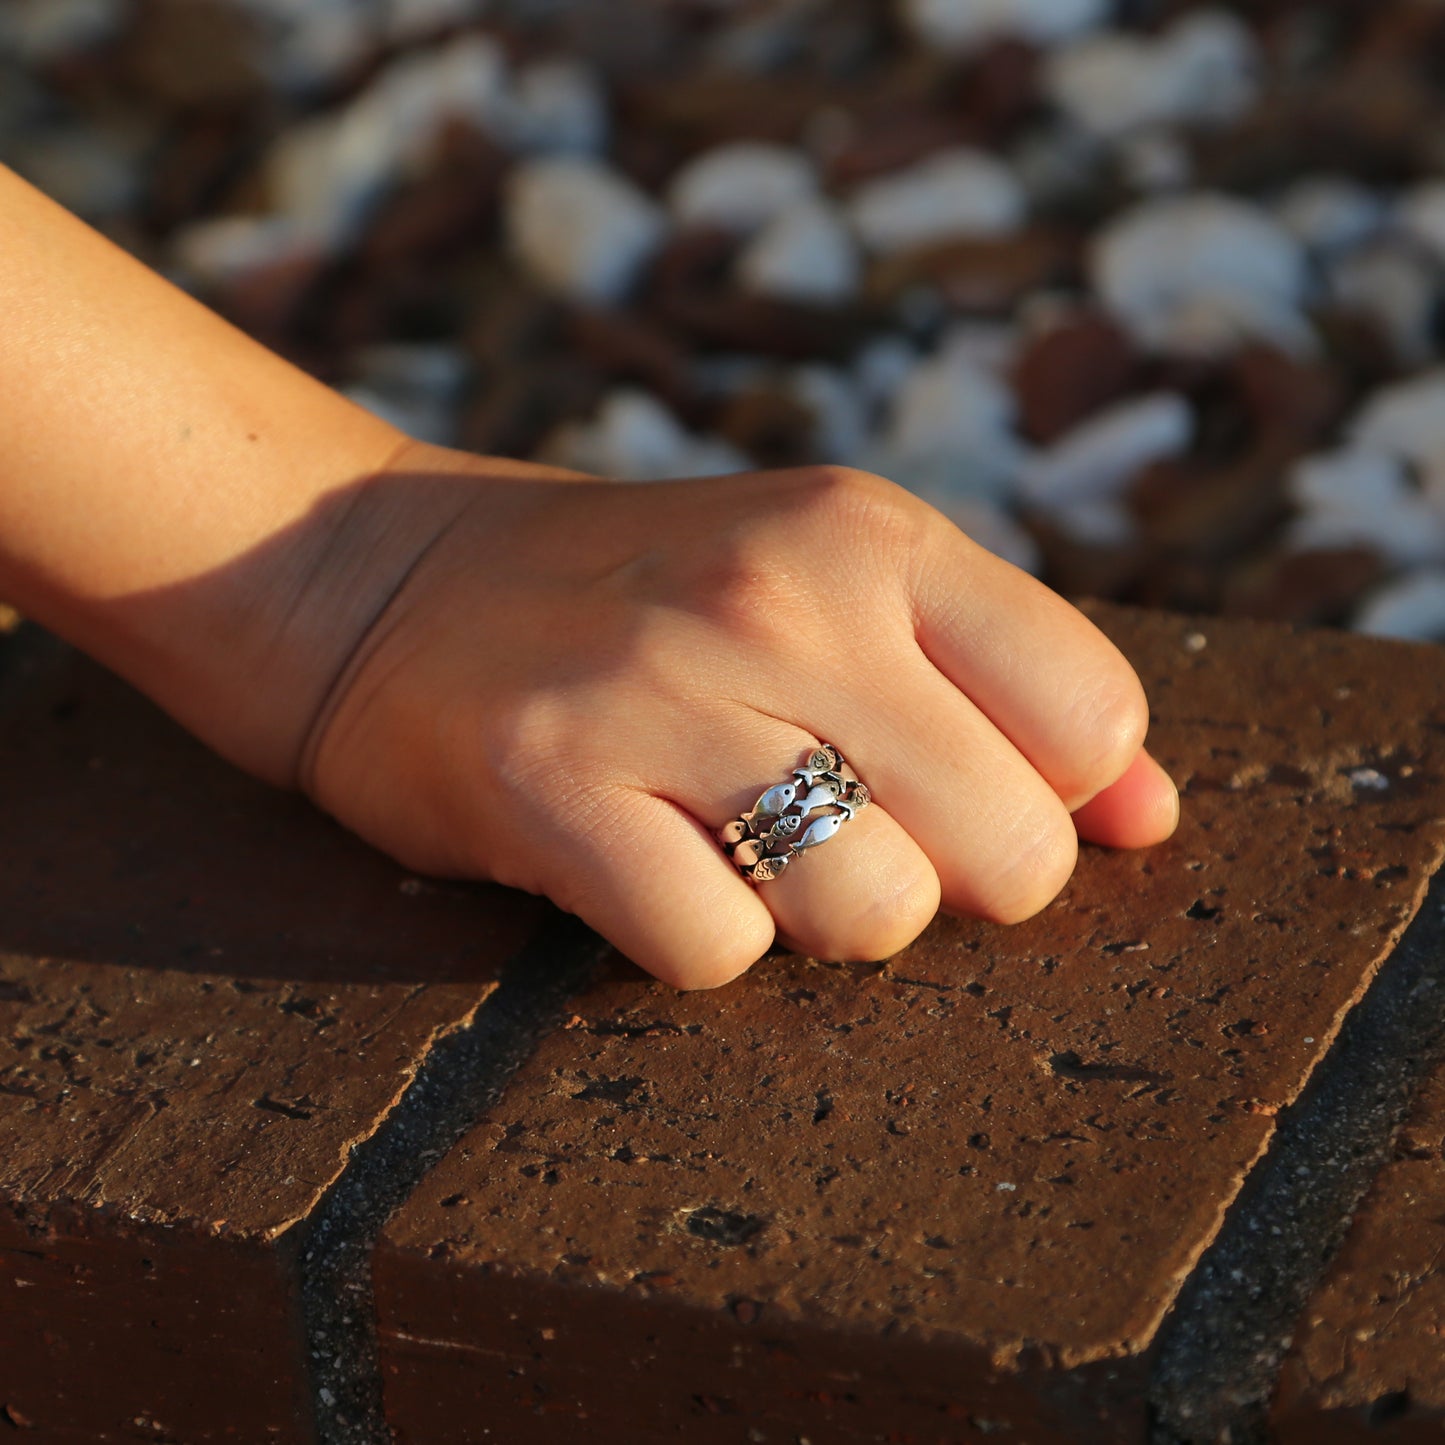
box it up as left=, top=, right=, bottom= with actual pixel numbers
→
left=374, top=606, right=1445, bottom=1445
left=0, top=631, right=543, bottom=1442
left=1272, top=1044, right=1445, bottom=1441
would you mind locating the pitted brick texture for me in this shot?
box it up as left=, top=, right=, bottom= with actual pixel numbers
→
left=1272, top=1050, right=1445, bottom=1442
left=373, top=607, right=1445, bottom=1444
left=0, top=632, right=542, bottom=1442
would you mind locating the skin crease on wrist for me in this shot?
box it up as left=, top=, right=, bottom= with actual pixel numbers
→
left=0, top=165, right=1181, bottom=991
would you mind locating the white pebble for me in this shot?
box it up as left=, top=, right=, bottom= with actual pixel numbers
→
left=1349, top=370, right=1445, bottom=465
left=1276, top=177, right=1386, bottom=257
left=1348, top=768, right=1390, bottom=791
left=1141, top=289, right=1318, bottom=360
left=1010, top=122, right=1103, bottom=210
left=353, top=343, right=471, bottom=399
left=1118, top=130, right=1193, bottom=194
left=736, top=200, right=860, bottom=305
left=1045, top=10, right=1260, bottom=139
left=506, top=59, right=609, bottom=155
left=1044, top=33, right=1170, bottom=141
left=0, top=0, right=122, bottom=62
left=1161, top=11, right=1262, bottom=129
left=1353, top=570, right=1445, bottom=641
left=507, top=158, right=666, bottom=302
left=1285, top=447, right=1445, bottom=566
left=382, top=0, right=483, bottom=41
left=1092, top=193, right=1308, bottom=351
left=788, top=366, right=868, bottom=464
left=935, top=321, right=1022, bottom=377
left=1329, top=243, right=1440, bottom=366
left=852, top=335, right=917, bottom=410
left=539, top=390, right=748, bottom=481
left=668, top=142, right=818, bottom=234
left=1287, top=448, right=1413, bottom=516
left=1050, top=498, right=1139, bottom=548
left=14, top=124, right=147, bottom=219
left=1289, top=508, right=1445, bottom=567
left=1395, top=181, right=1445, bottom=267
left=902, top=0, right=1107, bottom=54
left=1019, top=393, right=1194, bottom=507
left=847, top=148, right=1026, bottom=255
left=170, top=215, right=317, bottom=285
left=263, top=34, right=513, bottom=242
left=881, top=351, right=1026, bottom=502
left=234, top=0, right=375, bottom=91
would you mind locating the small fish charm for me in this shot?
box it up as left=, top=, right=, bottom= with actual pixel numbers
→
left=751, top=853, right=790, bottom=882
left=769, top=814, right=803, bottom=840
left=753, top=781, right=797, bottom=817
left=793, top=781, right=843, bottom=816
left=795, top=813, right=845, bottom=850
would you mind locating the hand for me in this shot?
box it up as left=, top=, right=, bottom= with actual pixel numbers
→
left=294, top=442, right=1178, bottom=989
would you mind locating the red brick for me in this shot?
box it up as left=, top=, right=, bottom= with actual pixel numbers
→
left=0, top=632, right=542, bottom=1442
left=1272, top=1051, right=1445, bottom=1441
left=373, top=606, right=1445, bottom=1444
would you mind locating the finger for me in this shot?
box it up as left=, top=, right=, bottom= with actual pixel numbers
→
left=1072, top=748, right=1180, bottom=849
left=752, top=802, right=942, bottom=965
left=789, top=656, right=1081, bottom=924
left=908, top=512, right=1148, bottom=807
left=647, top=725, right=942, bottom=968
left=544, top=786, right=777, bottom=991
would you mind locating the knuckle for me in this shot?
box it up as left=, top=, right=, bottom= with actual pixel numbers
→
left=666, top=925, right=774, bottom=991
left=794, top=464, right=927, bottom=552
left=684, top=465, right=927, bottom=645
left=470, top=685, right=578, bottom=803
left=1061, top=671, right=1150, bottom=801
left=809, top=862, right=941, bottom=964
left=976, top=806, right=1078, bottom=925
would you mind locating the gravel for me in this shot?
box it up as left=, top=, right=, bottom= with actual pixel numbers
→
left=7, top=0, right=1445, bottom=641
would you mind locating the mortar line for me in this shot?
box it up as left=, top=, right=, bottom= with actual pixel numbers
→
left=295, top=907, right=613, bottom=1445
left=1149, top=870, right=1445, bottom=1444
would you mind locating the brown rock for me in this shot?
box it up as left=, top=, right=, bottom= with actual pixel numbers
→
left=0, top=631, right=542, bottom=1441
left=624, top=73, right=832, bottom=148
left=868, top=228, right=1080, bottom=316
left=1272, top=1059, right=1445, bottom=1440
left=375, top=607, right=1445, bottom=1444
left=1228, top=345, right=1346, bottom=449
left=712, top=385, right=817, bottom=469
left=357, top=122, right=506, bottom=269
left=1021, top=512, right=1145, bottom=602
left=117, top=0, right=269, bottom=112
left=652, top=287, right=863, bottom=362
left=1132, top=437, right=1298, bottom=566
left=1222, top=546, right=1388, bottom=627
left=1012, top=313, right=1138, bottom=445
left=569, top=307, right=695, bottom=414
left=459, top=359, right=606, bottom=461
left=644, top=226, right=865, bottom=361
left=823, top=109, right=982, bottom=188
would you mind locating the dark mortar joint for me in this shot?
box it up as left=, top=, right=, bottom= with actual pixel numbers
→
left=1149, top=869, right=1445, bottom=1444
left=295, top=908, right=612, bottom=1445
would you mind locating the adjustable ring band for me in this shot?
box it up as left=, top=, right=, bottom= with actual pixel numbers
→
left=719, top=744, right=871, bottom=883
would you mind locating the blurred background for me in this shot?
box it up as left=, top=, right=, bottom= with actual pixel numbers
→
left=5, top=0, right=1445, bottom=641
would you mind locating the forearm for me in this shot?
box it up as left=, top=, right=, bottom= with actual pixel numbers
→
left=0, top=164, right=414, bottom=784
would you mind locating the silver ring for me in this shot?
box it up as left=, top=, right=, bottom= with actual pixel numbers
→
left=719, top=744, right=871, bottom=883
